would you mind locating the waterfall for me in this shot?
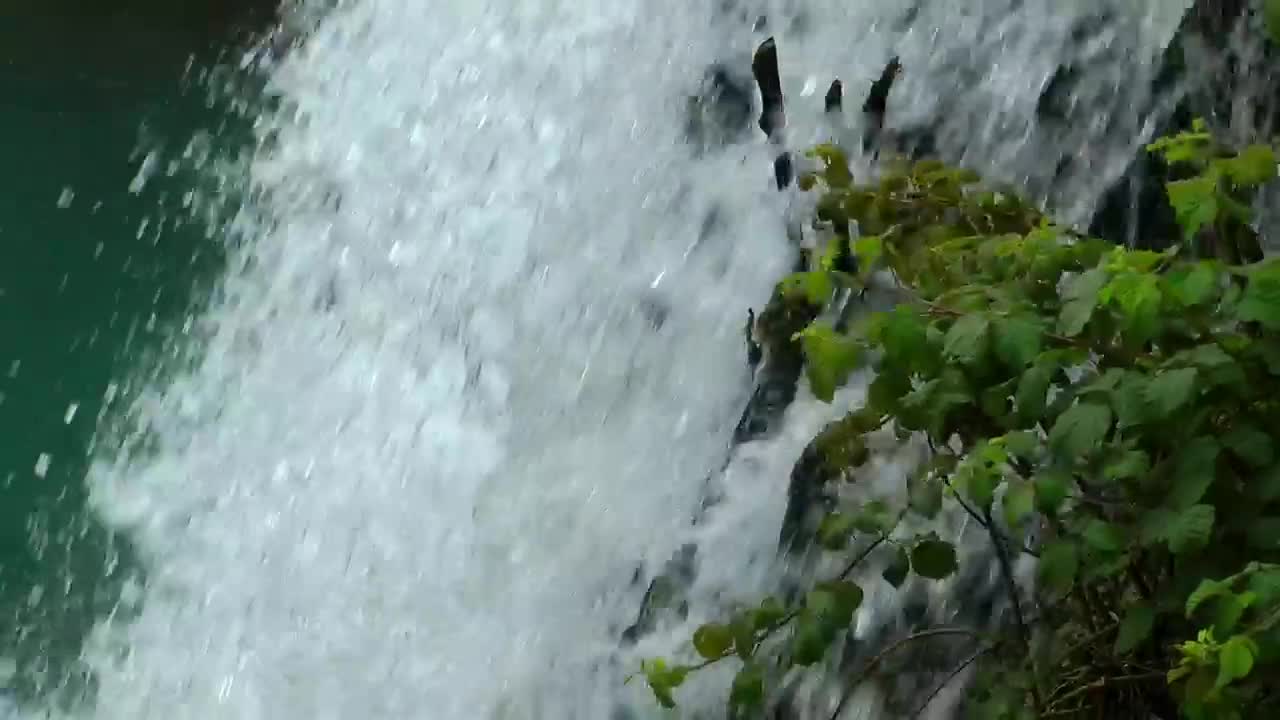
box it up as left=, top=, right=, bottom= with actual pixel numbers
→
left=59, top=0, right=1190, bottom=718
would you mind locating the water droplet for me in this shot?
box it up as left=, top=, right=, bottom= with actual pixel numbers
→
left=33, top=454, right=51, bottom=479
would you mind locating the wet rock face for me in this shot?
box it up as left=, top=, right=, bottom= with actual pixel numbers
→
left=685, top=62, right=758, bottom=152
left=1084, top=0, right=1280, bottom=252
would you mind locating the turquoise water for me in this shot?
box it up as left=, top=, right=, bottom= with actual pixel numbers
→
left=0, top=4, right=267, bottom=704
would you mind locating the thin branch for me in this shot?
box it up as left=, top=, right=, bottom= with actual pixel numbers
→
left=1045, top=672, right=1165, bottom=714
left=1053, top=621, right=1119, bottom=668
left=838, top=535, right=888, bottom=579
left=703, top=535, right=889, bottom=669
left=910, top=645, right=992, bottom=719
left=984, top=505, right=1043, bottom=714
left=828, top=628, right=984, bottom=720
left=940, top=475, right=1040, bottom=558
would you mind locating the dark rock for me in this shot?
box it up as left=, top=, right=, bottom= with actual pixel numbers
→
left=620, top=39, right=832, bottom=649
left=1085, top=0, right=1279, bottom=252
left=772, top=153, right=794, bottom=190
left=734, top=287, right=820, bottom=443
left=752, top=38, right=786, bottom=142
left=620, top=544, right=696, bottom=645
left=861, top=57, right=902, bottom=156
left=824, top=79, right=844, bottom=114
left=685, top=63, right=756, bottom=152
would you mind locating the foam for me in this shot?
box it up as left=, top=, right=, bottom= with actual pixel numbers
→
left=83, top=1, right=793, bottom=718
left=76, top=0, right=1185, bottom=718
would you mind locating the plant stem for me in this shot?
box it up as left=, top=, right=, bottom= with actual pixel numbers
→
left=838, top=535, right=887, bottom=579
left=941, top=475, right=1039, bottom=558
left=984, top=505, right=1043, bottom=714
left=1044, top=672, right=1165, bottom=714
left=909, top=645, right=992, bottom=719
left=828, top=628, right=983, bottom=720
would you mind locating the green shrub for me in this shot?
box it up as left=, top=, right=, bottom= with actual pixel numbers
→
left=631, top=128, right=1280, bottom=719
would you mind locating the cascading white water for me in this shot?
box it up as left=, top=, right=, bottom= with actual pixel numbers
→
left=66, top=1, right=1191, bottom=719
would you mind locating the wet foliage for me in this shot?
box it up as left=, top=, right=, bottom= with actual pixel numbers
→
left=631, top=123, right=1280, bottom=718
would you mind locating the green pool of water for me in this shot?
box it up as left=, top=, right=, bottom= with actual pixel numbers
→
left=0, top=2, right=271, bottom=705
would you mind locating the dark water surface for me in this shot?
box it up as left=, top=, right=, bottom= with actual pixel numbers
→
left=0, top=1, right=273, bottom=704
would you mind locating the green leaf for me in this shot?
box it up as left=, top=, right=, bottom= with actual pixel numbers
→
left=1003, top=430, right=1039, bottom=458
left=1267, top=0, right=1280, bottom=45
left=994, top=315, right=1043, bottom=370
left=853, top=500, right=897, bottom=535
left=1166, top=175, right=1219, bottom=242
left=1039, top=540, right=1079, bottom=594
left=908, top=465, right=944, bottom=519
left=1217, top=635, right=1256, bottom=690
left=811, top=580, right=863, bottom=627
left=1182, top=667, right=1217, bottom=707
left=1112, top=373, right=1150, bottom=429
left=1178, top=343, right=1234, bottom=370
left=791, top=614, right=829, bottom=666
left=692, top=623, right=735, bottom=660
left=1168, top=262, right=1220, bottom=306
left=1143, top=367, right=1198, bottom=416
left=729, top=663, right=766, bottom=710
left=1080, top=368, right=1124, bottom=396
left=811, top=144, right=853, bottom=188
left=1114, top=605, right=1156, bottom=655
left=640, top=659, right=691, bottom=709
left=1103, top=449, right=1150, bottom=483
left=1033, top=470, right=1070, bottom=515
left=1224, top=424, right=1274, bottom=468
left=852, top=235, right=884, bottom=275
left=879, top=306, right=929, bottom=369
left=798, top=323, right=864, bottom=402
left=1220, top=144, right=1277, bottom=186
left=882, top=546, right=910, bottom=588
left=780, top=271, right=833, bottom=305
left=1211, top=594, right=1249, bottom=636
left=1237, top=261, right=1280, bottom=330
left=943, top=314, right=990, bottom=365
left=911, top=536, right=959, bottom=579
left=1187, top=578, right=1232, bottom=617
left=817, top=512, right=857, bottom=551
left=1048, top=402, right=1112, bottom=459
left=1015, top=364, right=1053, bottom=420
left=1057, top=298, right=1095, bottom=337
left=1063, top=267, right=1109, bottom=302
left=1056, top=268, right=1107, bottom=336
left=1159, top=504, right=1216, bottom=554
left=751, top=597, right=787, bottom=631
left=1106, top=272, right=1162, bottom=343
left=1247, top=568, right=1280, bottom=605
left=1002, top=479, right=1035, bottom=530
left=1082, top=519, right=1126, bottom=552
left=727, top=613, right=757, bottom=661
left=958, top=459, right=997, bottom=510
left=1169, top=438, right=1220, bottom=509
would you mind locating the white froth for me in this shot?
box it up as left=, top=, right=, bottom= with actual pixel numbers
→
left=75, top=1, right=1189, bottom=719
left=84, top=1, right=791, bottom=718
